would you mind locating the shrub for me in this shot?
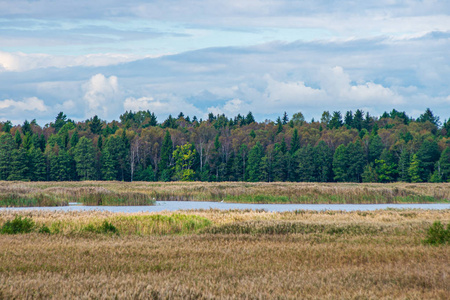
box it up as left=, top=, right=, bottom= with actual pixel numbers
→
left=38, top=224, right=51, bottom=234
left=0, top=216, right=35, bottom=234
left=84, top=221, right=118, bottom=234
left=424, top=221, right=450, bottom=245
left=99, top=221, right=118, bottom=234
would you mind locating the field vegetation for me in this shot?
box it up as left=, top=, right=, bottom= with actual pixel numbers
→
left=0, top=181, right=449, bottom=207
left=0, top=208, right=449, bottom=298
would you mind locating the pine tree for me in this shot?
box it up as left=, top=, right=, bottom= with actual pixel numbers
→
left=0, top=133, right=15, bottom=180
left=346, top=141, right=366, bottom=182
left=333, top=144, right=348, bottom=182
left=408, top=154, right=422, bottom=183
left=158, top=131, right=174, bottom=181
left=246, top=142, right=264, bottom=182
left=70, top=131, right=79, bottom=147
left=439, top=147, right=450, bottom=182
left=7, top=148, right=29, bottom=181
left=296, top=145, right=316, bottom=182
left=416, top=139, right=440, bottom=181
left=368, top=134, right=383, bottom=163
left=28, top=147, right=46, bottom=181
left=74, top=137, right=97, bottom=180
left=89, top=115, right=103, bottom=134
left=315, top=141, right=333, bottom=182
left=290, top=129, right=300, bottom=154
left=397, top=150, right=410, bottom=182
left=14, top=130, right=22, bottom=148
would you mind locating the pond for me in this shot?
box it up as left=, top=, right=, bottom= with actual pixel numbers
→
left=1, top=201, right=450, bottom=212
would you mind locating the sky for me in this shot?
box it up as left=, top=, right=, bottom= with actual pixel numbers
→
left=1, top=0, right=450, bottom=125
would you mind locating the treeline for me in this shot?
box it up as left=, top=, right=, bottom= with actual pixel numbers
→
left=1, top=108, right=450, bottom=183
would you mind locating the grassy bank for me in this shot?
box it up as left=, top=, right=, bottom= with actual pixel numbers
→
left=1, top=181, right=450, bottom=206
left=0, top=209, right=449, bottom=298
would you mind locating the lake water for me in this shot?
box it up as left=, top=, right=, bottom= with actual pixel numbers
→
left=1, top=201, right=450, bottom=212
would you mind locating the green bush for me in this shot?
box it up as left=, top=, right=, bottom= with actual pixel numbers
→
left=38, top=224, right=51, bottom=234
left=424, top=221, right=450, bottom=245
left=0, top=216, right=35, bottom=234
left=84, top=221, right=118, bottom=234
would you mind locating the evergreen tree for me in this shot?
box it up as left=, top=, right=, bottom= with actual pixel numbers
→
left=344, top=111, right=353, bottom=127
left=438, top=147, right=450, bottom=182
left=246, top=142, right=265, bottom=182
left=276, top=117, right=283, bottom=134
left=315, top=141, right=333, bottom=182
left=408, top=154, right=422, bottom=183
left=56, top=149, right=75, bottom=181
left=374, top=159, right=397, bottom=182
left=70, top=131, right=79, bottom=148
left=352, top=109, right=364, bottom=131
left=290, top=129, right=300, bottom=154
left=2, top=121, right=12, bottom=133
left=74, top=137, right=97, bottom=180
left=97, top=135, right=103, bottom=150
left=14, top=130, right=22, bottom=148
left=272, top=143, right=288, bottom=182
left=282, top=112, right=289, bottom=125
left=416, top=139, right=440, bottom=181
left=0, top=133, right=15, bottom=180
left=7, top=148, right=29, bottom=181
left=296, top=145, right=316, bottom=182
left=89, top=115, right=102, bottom=134
left=101, top=135, right=128, bottom=181
left=397, top=150, right=410, bottom=182
left=28, top=147, right=46, bottom=181
left=418, top=108, right=440, bottom=126
left=362, top=164, right=377, bottom=182
left=328, top=111, right=343, bottom=129
left=52, top=112, right=68, bottom=133
left=346, top=141, right=365, bottom=182
left=368, top=134, right=383, bottom=163
left=333, top=144, right=348, bottom=182
left=158, top=131, right=174, bottom=181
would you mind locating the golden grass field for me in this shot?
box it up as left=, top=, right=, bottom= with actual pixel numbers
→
left=1, top=208, right=449, bottom=299
left=1, top=181, right=450, bottom=206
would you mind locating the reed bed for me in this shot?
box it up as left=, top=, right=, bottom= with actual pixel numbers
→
left=2, top=181, right=449, bottom=206
left=0, top=209, right=449, bottom=299
left=0, top=183, right=155, bottom=207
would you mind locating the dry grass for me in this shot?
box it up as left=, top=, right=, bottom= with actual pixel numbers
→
left=0, top=209, right=449, bottom=298
left=0, top=182, right=155, bottom=207
left=1, top=181, right=450, bottom=206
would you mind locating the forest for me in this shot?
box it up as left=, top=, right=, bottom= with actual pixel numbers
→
left=1, top=108, right=450, bottom=183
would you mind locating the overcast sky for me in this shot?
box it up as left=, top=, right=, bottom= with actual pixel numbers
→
left=1, top=0, right=450, bottom=125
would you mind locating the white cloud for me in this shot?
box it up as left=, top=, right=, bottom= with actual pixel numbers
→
left=0, top=97, right=49, bottom=124
left=0, top=51, right=154, bottom=72
left=82, top=74, right=121, bottom=119
left=0, top=97, right=48, bottom=112
left=320, top=66, right=404, bottom=105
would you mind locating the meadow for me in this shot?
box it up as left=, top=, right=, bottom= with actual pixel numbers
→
left=1, top=181, right=450, bottom=207
left=0, top=208, right=449, bottom=298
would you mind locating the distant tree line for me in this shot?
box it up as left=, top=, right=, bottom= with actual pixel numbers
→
left=1, top=108, right=450, bottom=183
